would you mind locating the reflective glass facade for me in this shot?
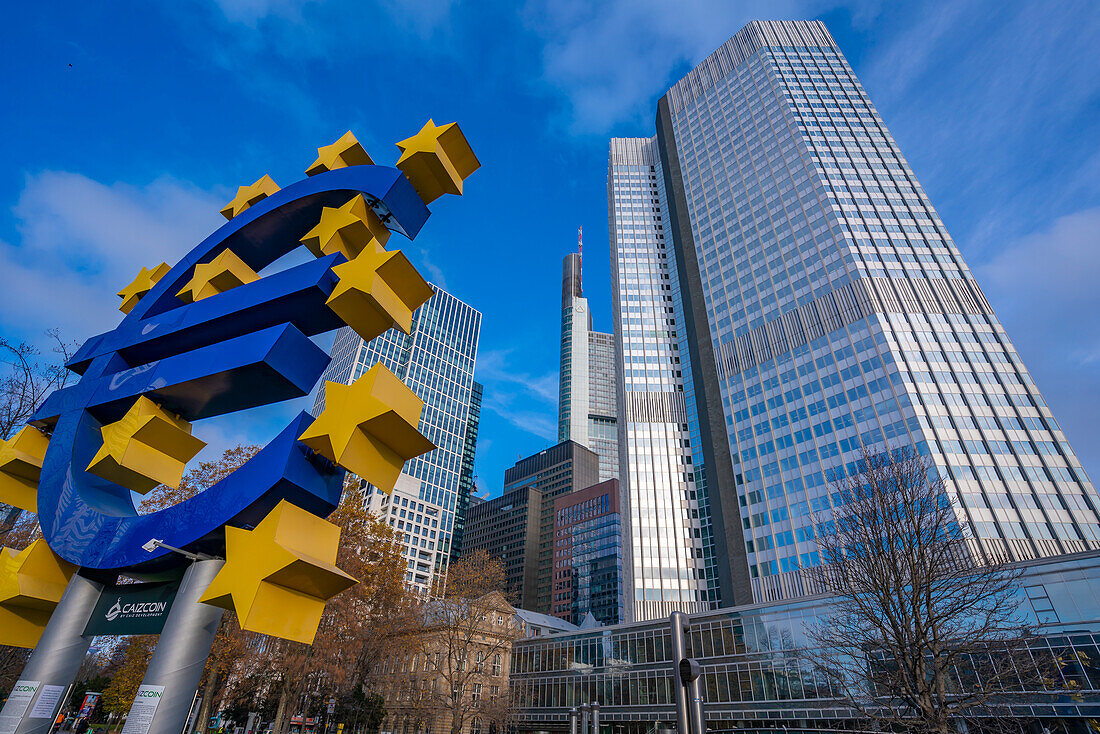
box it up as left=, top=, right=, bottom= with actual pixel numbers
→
left=619, top=20, right=1100, bottom=605
left=511, top=551, right=1100, bottom=730
left=552, top=479, right=624, bottom=625
left=314, top=285, right=481, bottom=568
left=609, top=138, right=720, bottom=621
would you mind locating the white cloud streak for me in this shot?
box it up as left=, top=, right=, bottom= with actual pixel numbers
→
left=0, top=171, right=225, bottom=342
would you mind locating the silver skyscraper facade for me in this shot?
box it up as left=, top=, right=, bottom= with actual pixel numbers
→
left=614, top=20, right=1100, bottom=610
left=559, top=248, right=619, bottom=482
left=314, top=285, right=481, bottom=588
left=610, top=139, right=742, bottom=621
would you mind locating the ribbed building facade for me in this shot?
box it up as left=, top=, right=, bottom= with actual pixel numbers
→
left=610, top=138, right=737, bottom=621
left=613, top=20, right=1100, bottom=610
left=314, top=285, right=482, bottom=586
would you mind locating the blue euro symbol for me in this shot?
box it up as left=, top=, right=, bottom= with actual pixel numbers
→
left=31, top=166, right=429, bottom=573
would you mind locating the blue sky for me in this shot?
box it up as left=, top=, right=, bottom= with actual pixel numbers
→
left=0, top=0, right=1097, bottom=499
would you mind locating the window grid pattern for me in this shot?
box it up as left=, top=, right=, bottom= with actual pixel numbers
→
left=609, top=137, right=716, bottom=621
left=314, top=286, right=481, bottom=566
left=662, top=20, right=1100, bottom=601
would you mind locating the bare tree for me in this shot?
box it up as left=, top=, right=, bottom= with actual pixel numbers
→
left=0, top=330, right=77, bottom=440
left=803, top=446, right=1048, bottom=733
left=0, top=330, right=78, bottom=531
left=385, top=551, right=521, bottom=734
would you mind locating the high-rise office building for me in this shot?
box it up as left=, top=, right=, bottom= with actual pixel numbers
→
left=559, top=244, right=620, bottom=482
left=314, top=285, right=481, bottom=587
left=612, top=20, right=1100, bottom=614
left=364, top=476, right=447, bottom=594
left=552, top=479, right=624, bottom=625
left=461, top=483, right=542, bottom=608
left=452, top=380, right=483, bottom=558
left=504, top=440, right=600, bottom=614
left=610, top=138, right=731, bottom=621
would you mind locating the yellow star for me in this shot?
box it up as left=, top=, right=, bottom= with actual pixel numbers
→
left=0, top=539, right=76, bottom=648
left=306, top=131, right=374, bottom=177
left=395, top=119, right=480, bottom=204
left=198, top=499, right=357, bottom=644
left=118, top=263, right=171, bottom=314
left=220, top=174, right=280, bottom=220
left=299, top=194, right=391, bottom=261
left=298, top=364, right=435, bottom=494
left=325, top=247, right=434, bottom=342
left=176, top=249, right=260, bottom=304
left=86, top=396, right=206, bottom=493
left=0, top=426, right=50, bottom=513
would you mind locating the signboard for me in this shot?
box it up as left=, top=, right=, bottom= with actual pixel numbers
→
left=0, top=681, right=40, bottom=734
left=120, top=686, right=164, bottom=734
left=84, top=580, right=179, bottom=636
left=28, top=686, right=65, bottom=719
left=79, top=692, right=102, bottom=719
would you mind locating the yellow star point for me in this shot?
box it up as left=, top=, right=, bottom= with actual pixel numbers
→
left=86, top=396, right=206, bottom=493
left=306, top=131, right=374, bottom=177
left=0, top=539, right=76, bottom=648
left=325, top=247, right=435, bottom=342
left=198, top=499, right=357, bottom=644
left=220, top=175, right=280, bottom=220
left=118, top=263, right=171, bottom=314
left=0, top=425, right=50, bottom=513
left=299, top=194, right=391, bottom=261
left=176, top=249, right=260, bottom=304
left=298, top=364, right=435, bottom=494
left=395, top=119, right=480, bottom=204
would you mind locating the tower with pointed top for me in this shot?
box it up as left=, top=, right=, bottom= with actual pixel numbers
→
left=558, top=230, right=619, bottom=482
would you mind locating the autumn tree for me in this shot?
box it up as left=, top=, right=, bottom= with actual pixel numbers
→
left=803, top=447, right=1045, bottom=733
left=94, top=446, right=261, bottom=720
left=102, top=636, right=159, bottom=715
left=390, top=550, right=521, bottom=734
left=252, top=479, right=414, bottom=734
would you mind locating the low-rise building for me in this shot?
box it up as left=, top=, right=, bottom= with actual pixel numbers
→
left=511, top=551, right=1100, bottom=732
left=376, top=593, right=577, bottom=734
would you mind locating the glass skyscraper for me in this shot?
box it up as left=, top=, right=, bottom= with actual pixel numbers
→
left=610, top=138, right=734, bottom=621
left=559, top=248, right=619, bottom=482
left=613, top=20, right=1100, bottom=614
left=314, top=285, right=482, bottom=574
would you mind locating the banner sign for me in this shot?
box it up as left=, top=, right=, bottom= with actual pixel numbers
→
left=83, top=580, right=179, bottom=636
left=79, top=692, right=102, bottom=719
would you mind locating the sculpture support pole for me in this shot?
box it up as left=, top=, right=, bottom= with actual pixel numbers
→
left=123, top=559, right=224, bottom=734
left=3, top=573, right=105, bottom=734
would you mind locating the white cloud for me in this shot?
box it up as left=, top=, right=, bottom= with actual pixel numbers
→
left=980, top=207, right=1100, bottom=318
left=522, top=0, right=852, bottom=133
left=859, top=0, right=1100, bottom=255
left=0, top=171, right=225, bottom=342
left=474, top=347, right=558, bottom=440
left=481, top=390, right=557, bottom=441
left=977, top=207, right=1100, bottom=473
left=477, top=347, right=557, bottom=403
